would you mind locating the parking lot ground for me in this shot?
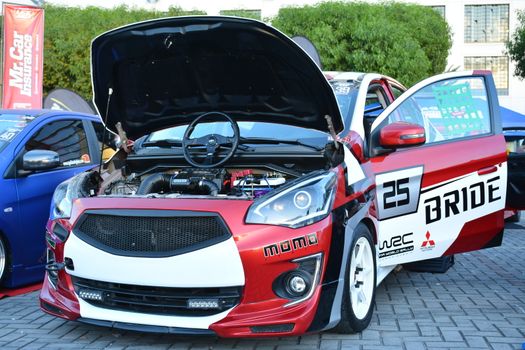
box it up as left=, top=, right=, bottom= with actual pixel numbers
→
left=0, top=221, right=524, bottom=350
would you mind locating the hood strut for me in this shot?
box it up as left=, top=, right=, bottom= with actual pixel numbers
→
left=98, top=87, right=113, bottom=174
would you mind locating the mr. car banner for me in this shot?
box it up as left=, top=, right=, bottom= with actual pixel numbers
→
left=2, top=4, right=44, bottom=109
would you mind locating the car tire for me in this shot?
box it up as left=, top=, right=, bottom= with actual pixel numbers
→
left=335, top=223, right=376, bottom=334
left=0, top=234, right=8, bottom=285
left=508, top=211, right=521, bottom=223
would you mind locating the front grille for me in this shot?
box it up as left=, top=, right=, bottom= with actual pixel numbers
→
left=74, top=210, right=231, bottom=257
left=72, top=276, right=242, bottom=316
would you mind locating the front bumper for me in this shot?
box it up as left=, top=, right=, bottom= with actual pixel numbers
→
left=40, top=198, right=335, bottom=337
left=40, top=272, right=326, bottom=337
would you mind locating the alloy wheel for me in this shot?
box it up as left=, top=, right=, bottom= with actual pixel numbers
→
left=0, top=238, right=5, bottom=281
left=349, top=236, right=374, bottom=320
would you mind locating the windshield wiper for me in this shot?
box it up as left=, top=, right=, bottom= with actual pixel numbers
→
left=240, top=137, right=324, bottom=151
left=143, top=137, right=323, bottom=151
left=142, top=139, right=182, bottom=148
left=142, top=139, right=254, bottom=151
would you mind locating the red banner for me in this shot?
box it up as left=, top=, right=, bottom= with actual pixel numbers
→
left=2, top=4, right=44, bottom=109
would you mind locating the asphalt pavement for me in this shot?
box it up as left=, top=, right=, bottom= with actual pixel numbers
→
left=0, top=220, right=524, bottom=350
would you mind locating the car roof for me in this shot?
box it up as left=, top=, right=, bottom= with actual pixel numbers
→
left=325, top=71, right=405, bottom=90
left=501, top=106, right=525, bottom=129
left=0, top=109, right=100, bottom=121
left=325, top=71, right=367, bottom=81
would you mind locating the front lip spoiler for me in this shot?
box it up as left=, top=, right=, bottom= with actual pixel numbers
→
left=77, top=318, right=217, bottom=336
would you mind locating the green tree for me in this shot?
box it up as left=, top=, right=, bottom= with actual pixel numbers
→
left=506, top=10, right=525, bottom=79
left=272, top=2, right=452, bottom=87
left=43, top=5, right=204, bottom=100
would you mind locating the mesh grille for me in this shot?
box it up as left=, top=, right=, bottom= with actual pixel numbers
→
left=75, top=212, right=230, bottom=257
left=72, top=276, right=241, bottom=316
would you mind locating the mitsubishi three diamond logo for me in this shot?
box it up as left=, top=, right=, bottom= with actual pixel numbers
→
left=420, top=231, right=435, bottom=251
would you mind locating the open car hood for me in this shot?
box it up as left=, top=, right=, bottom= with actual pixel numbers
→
left=91, top=16, right=343, bottom=139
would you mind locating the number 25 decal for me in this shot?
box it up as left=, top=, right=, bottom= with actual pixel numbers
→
left=383, top=178, right=410, bottom=209
left=376, top=166, right=423, bottom=220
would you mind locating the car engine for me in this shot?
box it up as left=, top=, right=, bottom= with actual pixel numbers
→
left=97, top=167, right=291, bottom=199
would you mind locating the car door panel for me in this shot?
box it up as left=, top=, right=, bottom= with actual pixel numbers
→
left=13, top=119, right=95, bottom=271
left=366, top=71, right=506, bottom=266
left=371, top=136, right=506, bottom=266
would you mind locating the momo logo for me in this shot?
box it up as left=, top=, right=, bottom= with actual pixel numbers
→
left=379, top=232, right=414, bottom=258
left=263, top=233, right=318, bottom=258
left=420, top=231, right=435, bottom=251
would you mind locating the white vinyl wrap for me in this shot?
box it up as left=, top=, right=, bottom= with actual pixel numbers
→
left=376, top=163, right=507, bottom=267
left=64, top=235, right=245, bottom=328
left=343, top=144, right=366, bottom=185
left=65, top=234, right=244, bottom=287
left=77, top=298, right=233, bottom=329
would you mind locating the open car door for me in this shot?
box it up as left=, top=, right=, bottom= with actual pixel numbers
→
left=505, top=127, right=525, bottom=209
left=366, top=71, right=507, bottom=267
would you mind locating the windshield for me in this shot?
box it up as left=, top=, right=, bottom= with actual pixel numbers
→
left=147, top=122, right=329, bottom=146
left=146, top=81, right=358, bottom=147
left=0, top=114, right=35, bottom=153
left=331, top=80, right=358, bottom=127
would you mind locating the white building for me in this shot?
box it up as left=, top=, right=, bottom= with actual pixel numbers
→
left=7, top=0, right=525, bottom=114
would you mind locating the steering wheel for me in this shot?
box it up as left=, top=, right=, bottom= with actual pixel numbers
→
left=182, top=111, right=240, bottom=168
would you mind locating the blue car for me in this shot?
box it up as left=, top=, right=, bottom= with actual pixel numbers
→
left=0, top=110, right=106, bottom=288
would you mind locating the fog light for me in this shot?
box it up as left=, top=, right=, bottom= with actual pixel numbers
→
left=187, top=299, right=220, bottom=309
left=78, top=289, right=103, bottom=301
left=284, top=272, right=311, bottom=298
left=289, top=276, right=307, bottom=294
left=272, top=253, right=323, bottom=307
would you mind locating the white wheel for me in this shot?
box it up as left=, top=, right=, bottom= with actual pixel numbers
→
left=0, top=237, right=6, bottom=283
left=335, top=223, right=376, bottom=333
left=349, top=236, right=375, bottom=320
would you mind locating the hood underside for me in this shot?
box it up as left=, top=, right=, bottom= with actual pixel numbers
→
left=91, top=16, right=343, bottom=139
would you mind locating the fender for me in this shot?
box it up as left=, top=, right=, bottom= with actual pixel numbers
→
left=307, top=194, right=374, bottom=332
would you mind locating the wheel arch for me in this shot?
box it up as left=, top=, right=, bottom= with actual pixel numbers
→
left=0, top=226, right=12, bottom=254
left=360, top=217, right=377, bottom=244
left=0, top=226, right=12, bottom=283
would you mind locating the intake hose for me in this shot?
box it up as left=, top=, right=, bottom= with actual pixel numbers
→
left=198, top=179, right=219, bottom=196
left=136, top=173, right=172, bottom=195
left=136, top=173, right=220, bottom=196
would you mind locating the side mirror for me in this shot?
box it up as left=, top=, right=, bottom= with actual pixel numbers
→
left=380, top=122, right=426, bottom=148
left=22, top=150, right=60, bottom=171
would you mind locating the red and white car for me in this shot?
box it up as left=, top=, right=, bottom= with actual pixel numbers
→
left=40, top=17, right=519, bottom=337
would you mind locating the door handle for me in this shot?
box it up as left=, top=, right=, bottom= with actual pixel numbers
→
left=477, top=166, right=498, bottom=175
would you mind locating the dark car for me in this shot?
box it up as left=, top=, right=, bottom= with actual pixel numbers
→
left=502, top=106, right=525, bottom=222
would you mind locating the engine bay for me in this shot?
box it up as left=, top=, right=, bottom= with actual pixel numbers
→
left=97, top=167, right=294, bottom=199
left=75, top=110, right=346, bottom=201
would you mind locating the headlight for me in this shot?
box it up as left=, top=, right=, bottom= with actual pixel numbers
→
left=51, top=172, right=95, bottom=219
left=245, top=171, right=336, bottom=228
left=52, top=179, right=74, bottom=219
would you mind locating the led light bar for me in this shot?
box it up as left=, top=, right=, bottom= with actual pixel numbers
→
left=78, top=289, right=103, bottom=301
left=187, top=298, right=220, bottom=309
